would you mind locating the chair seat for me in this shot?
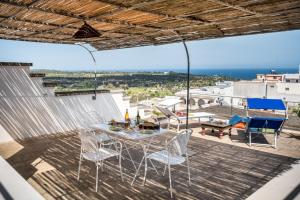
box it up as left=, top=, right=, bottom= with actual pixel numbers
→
left=82, top=148, right=119, bottom=162
left=147, top=150, right=186, bottom=165
left=94, top=133, right=112, bottom=143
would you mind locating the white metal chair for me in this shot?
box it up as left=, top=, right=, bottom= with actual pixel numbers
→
left=144, top=129, right=193, bottom=198
left=86, top=111, right=138, bottom=171
left=87, top=111, right=138, bottom=170
left=86, top=111, right=114, bottom=144
left=77, top=128, right=123, bottom=192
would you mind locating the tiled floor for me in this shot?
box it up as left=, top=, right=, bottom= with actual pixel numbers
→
left=0, top=132, right=297, bottom=200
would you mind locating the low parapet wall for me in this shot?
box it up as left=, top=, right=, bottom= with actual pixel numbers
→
left=0, top=94, right=122, bottom=142
left=0, top=64, right=123, bottom=143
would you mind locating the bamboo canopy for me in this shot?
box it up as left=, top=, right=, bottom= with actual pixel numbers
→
left=0, top=0, right=299, bottom=50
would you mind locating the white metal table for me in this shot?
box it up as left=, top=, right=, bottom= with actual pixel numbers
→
left=92, top=123, right=169, bottom=185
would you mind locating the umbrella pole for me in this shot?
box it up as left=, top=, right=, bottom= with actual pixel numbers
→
left=182, top=40, right=190, bottom=130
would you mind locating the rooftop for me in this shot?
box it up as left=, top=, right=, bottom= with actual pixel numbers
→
left=284, top=74, right=300, bottom=79
left=0, top=131, right=298, bottom=200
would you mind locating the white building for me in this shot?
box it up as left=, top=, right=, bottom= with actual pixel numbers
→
left=284, top=74, right=300, bottom=83
left=175, top=71, right=300, bottom=108
left=175, top=81, right=234, bottom=107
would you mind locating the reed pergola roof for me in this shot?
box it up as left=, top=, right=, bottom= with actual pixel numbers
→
left=0, top=0, right=299, bottom=50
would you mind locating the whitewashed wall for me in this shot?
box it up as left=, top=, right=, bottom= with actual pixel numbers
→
left=233, top=81, right=266, bottom=98
left=0, top=65, right=122, bottom=142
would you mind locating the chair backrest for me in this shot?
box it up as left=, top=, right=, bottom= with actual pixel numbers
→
left=156, top=106, right=177, bottom=119
left=247, top=117, right=285, bottom=131
left=78, top=128, right=98, bottom=153
left=168, top=129, right=193, bottom=156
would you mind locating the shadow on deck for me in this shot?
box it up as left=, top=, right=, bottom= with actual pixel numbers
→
left=2, top=133, right=297, bottom=200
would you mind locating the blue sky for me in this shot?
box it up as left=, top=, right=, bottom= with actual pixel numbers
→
left=0, top=30, right=300, bottom=71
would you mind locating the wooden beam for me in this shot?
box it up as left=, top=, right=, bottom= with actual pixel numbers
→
left=0, top=15, right=80, bottom=39
left=0, top=18, right=6, bottom=23
left=0, top=24, right=70, bottom=37
left=93, top=0, right=208, bottom=25
left=207, top=0, right=263, bottom=16
left=27, top=0, right=41, bottom=7
left=0, top=0, right=225, bottom=44
left=0, top=0, right=173, bottom=32
left=94, top=0, right=168, bottom=18
left=0, top=35, right=74, bottom=44
left=0, top=15, right=157, bottom=44
left=24, top=22, right=156, bottom=42
left=0, top=15, right=78, bottom=29
left=91, top=0, right=228, bottom=39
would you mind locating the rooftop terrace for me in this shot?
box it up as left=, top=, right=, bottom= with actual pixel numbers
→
left=0, top=131, right=298, bottom=200
left=0, top=64, right=299, bottom=199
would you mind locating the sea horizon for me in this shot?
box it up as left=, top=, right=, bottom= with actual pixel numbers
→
left=35, top=66, right=299, bottom=80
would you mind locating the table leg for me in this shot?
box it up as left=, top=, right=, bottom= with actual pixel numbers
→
left=219, top=129, right=224, bottom=139
left=131, top=141, right=152, bottom=186
left=131, top=156, right=145, bottom=186
left=201, top=127, right=205, bottom=135
left=123, top=142, right=137, bottom=171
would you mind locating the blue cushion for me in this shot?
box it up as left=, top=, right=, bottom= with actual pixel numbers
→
left=248, top=117, right=285, bottom=131
left=228, top=115, right=249, bottom=126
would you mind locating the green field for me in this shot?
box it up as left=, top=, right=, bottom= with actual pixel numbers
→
left=37, top=70, right=234, bottom=102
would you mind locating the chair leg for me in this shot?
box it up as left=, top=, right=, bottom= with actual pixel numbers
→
left=124, top=143, right=137, bottom=171
left=149, top=159, right=159, bottom=175
left=119, top=153, right=124, bottom=181
left=143, top=157, right=148, bottom=186
left=186, top=156, right=191, bottom=186
left=100, top=160, right=104, bottom=172
left=77, top=154, right=82, bottom=180
left=274, top=133, right=278, bottom=149
left=96, top=164, right=99, bottom=192
left=168, top=163, right=173, bottom=198
left=163, top=165, right=167, bottom=176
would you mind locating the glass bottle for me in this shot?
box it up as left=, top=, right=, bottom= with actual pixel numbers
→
left=136, top=110, right=140, bottom=125
left=125, top=109, right=130, bottom=128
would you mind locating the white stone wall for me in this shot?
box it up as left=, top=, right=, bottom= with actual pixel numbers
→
left=276, top=83, right=300, bottom=95
left=0, top=65, right=123, bottom=143
left=233, top=82, right=266, bottom=98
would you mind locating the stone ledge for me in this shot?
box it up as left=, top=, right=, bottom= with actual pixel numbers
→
left=54, top=89, right=110, bottom=96
left=0, top=62, right=32, bottom=67
left=29, top=73, right=45, bottom=78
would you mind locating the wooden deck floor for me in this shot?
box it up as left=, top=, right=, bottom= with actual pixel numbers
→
left=0, top=133, right=297, bottom=200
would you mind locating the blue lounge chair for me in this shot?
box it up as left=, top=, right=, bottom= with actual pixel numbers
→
left=246, top=117, right=286, bottom=148
left=245, top=98, right=287, bottom=148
